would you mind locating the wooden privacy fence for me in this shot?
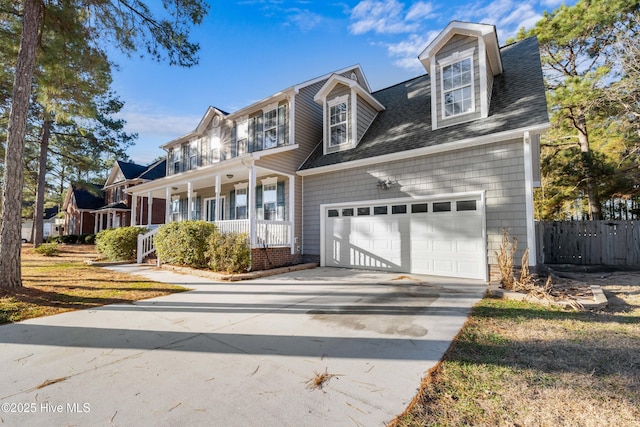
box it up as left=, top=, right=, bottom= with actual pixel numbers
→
left=537, top=220, right=640, bottom=265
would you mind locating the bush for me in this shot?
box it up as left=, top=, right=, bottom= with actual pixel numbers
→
left=155, top=221, right=217, bottom=268
left=46, top=235, right=63, bottom=243
left=96, top=227, right=147, bottom=261
left=206, top=231, right=251, bottom=273
left=79, top=233, right=96, bottom=244
left=34, top=242, right=59, bottom=256
left=60, top=234, right=78, bottom=244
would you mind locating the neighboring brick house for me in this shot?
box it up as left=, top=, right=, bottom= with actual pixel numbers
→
left=62, top=183, right=104, bottom=235
left=128, top=21, right=549, bottom=280
left=63, top=160, right=167, bottom=236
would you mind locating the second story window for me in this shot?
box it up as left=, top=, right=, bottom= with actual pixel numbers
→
left=442, top=57, right=473, bottom=118
left=189, top=140, right=199, bottom=170
left=264, top=109, right=277, bottom=149
left=329, top=96, right=348, bottom=146
left=236, top=119, right=248, bottom=155
left=171, top=148, right=182, bottom=174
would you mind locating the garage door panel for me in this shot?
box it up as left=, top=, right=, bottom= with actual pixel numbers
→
left=324, top=196, right=485, bottom=279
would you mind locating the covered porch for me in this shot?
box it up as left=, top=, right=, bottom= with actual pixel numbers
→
left=129, top=155, right=297, bottom=262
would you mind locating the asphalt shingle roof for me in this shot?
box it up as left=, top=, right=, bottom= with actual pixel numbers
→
left=71, top=183, right=105, bottom=210
left=139, top=159, right=167, bottom=181
left=300, top=36, right=548, bottom=170
left=117, top=160, right=148, bottom=180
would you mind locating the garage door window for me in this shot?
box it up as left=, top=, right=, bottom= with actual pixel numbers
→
left=342, top=208, right=354, bottom=217
left=374, top=206, right=388, bottom=215
left=457, top=200, right=477, bottom=211
left=357, top=207, right=370, bottom=216
left=328, top=209, right=339, bottom=217
left=411, top=203, right=428, bottom=213
left=392, top=204, right=407, bottom=214
left=433, top=201, right=451, bottom=212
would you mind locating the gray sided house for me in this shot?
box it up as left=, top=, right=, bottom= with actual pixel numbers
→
left=128, top=21, right=549, bottom=279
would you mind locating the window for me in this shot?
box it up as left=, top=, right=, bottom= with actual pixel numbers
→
left=392, top=204, right=407, bottom=214
left=204, top=197, right=225, bottom=221
left=433, top=201, right=451, bottom=212
left=235, top=187, right=248, bottom=219
left=170, top=147, right=182, bottom=174
left=374, top=206, right=388, bottom=215
left=357, top=207, right=370, bottom=216
left=456, top=200, right=477, bottom=211
left=236, top=119, right=248, bottom=155
left=171, top=196, right=181, bottom=222
left=411, top=203, right=428, bottom=213
left=342, top=208, right=354, bottom=217
left=442, top=57, right=473, bottom=117
left=189, top=140, right=199, bottom=170
left=328, top=209, right=339, bottom=217
left=263, top=182, right=277, bottom=220
left=264, top=109, right=277, bottom=149
left=329, top=97, right=348, bottom=147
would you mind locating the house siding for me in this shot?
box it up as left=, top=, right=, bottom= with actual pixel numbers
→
left=435, top=35, right=481, bottom=127
left=302, top=138, right=528, bottom=268
left=356, top=94, right=378, bottom=145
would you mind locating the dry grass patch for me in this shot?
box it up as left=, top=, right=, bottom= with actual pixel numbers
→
left=0, top=244, right=186, bottom=324
left=392, top=272, right=640, bottom=427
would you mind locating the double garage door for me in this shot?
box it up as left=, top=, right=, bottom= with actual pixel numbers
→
left=323, top=195, right=486, bottom=279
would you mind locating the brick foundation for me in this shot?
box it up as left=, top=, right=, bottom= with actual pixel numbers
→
left=251, top=247, right=302, bottom=271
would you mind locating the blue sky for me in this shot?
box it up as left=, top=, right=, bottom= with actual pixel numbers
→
left=113, top=0, right=571, bottom=164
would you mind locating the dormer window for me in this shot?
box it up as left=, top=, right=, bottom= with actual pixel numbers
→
left=442, top=57, right=473, bottom=117
left=439, top=48, right=475, bottom=119
left=329, top=95, right=349, bottom=147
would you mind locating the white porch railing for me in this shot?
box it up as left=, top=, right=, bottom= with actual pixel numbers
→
left=137, top=227, right=160, bottom=264
left=135, top=220, right=291, bottom=264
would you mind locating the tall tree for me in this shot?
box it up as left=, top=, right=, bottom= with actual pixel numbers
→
left=525, top=0, right=640, bottom=220
left=0, top=0, right=209, bottom=288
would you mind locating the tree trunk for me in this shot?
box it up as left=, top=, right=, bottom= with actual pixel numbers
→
left=0, top=0, right=42, bottom=288
left=576, top=112, right=601, bottom=220
left=33, top=118, right=52, bottom=247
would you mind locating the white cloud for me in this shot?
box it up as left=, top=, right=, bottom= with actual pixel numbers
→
left=349, top=0, right=419, bottom=35
left=540, top=0, right=564, bottom=8
left=121, top=109, right=200, bottom=140
left=286, top=9, right=325, bottom=31
left=405, top=2, right=436, bottom=21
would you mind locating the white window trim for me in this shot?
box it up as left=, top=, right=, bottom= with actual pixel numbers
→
left=234, top=182, right=248, bottom=220
left=203, top=196, right=226, bottom=221
left=438, top=47, right=476, bottom=120
left=328, top=94, right=349, bottom=148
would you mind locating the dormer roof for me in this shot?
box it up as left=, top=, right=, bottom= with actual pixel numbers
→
left=313, top=73, right=385, bottom=111
left=418, top=21, right=502, bottom=76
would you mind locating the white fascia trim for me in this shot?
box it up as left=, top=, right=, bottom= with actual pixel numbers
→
left=314, top=74, right=384, bottom=111
left=294, top=64, right=370, bottom=94
left=297, top=123, right=550, bottom=176
left=523, top=131, right=537, bottom=266
left=430, top=60, right=438, bottom=130
left=478, top=38, right=489, bottom=118
left=351, top=88, right=357, bottom=149
left=226, top=89, right=295, bottom=120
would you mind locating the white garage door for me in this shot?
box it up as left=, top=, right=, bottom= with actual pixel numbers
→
left=323, top=195, right=486, bottom=279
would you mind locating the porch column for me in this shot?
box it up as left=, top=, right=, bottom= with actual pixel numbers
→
left=94, top=214, right=98, bottom=234
left=80, top=212, right=84, bottom=235
left=165, top=187, right=172, bottom=223
left=248, top=161, right=256, bottom=247
left=187, top=181, right=193, bottom=220
left=131, top=195, right=137, bottom=227
left=214, top=175, right=221, bottom=221
left=288, top=174, right=295, bottom=254
left=147, top=191, right=153, bottom=225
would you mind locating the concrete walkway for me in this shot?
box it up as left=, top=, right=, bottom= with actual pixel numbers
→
left=0, top=266, right=485, bottom=426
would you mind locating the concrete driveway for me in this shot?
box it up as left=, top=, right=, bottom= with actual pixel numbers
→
left=0, top=266, right=485, bottom=426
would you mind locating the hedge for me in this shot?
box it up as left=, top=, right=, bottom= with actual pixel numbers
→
left=96, top=227, right=148, bottom=261
left=154, top=221, right=217, bottom=268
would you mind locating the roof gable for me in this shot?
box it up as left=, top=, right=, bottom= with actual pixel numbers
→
left=313, top=74, right=385, bottom=111
left=418, top=21, right=502, bottom=77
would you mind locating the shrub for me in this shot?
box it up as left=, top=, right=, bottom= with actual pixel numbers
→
left=46, top=235, right=63, bottom=243
left=34, top=242, right=59, bottom=256
left=60, top=234, right=78, bottom=244
left=155, top=221, right=217, bottom=268
left=206, top=231, right=251, bottom=273
left=96, top=227, right=148, bottom=261
left=79, top=233, right=96, bottom=244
